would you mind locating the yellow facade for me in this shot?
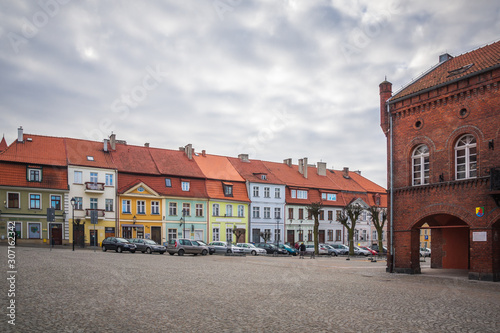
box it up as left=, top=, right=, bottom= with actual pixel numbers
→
left=419, top=223, right=431, bottom=248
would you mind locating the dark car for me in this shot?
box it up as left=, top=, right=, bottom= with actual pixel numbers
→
left=254, top=243, right=288, bottom=255
left=279, top=244, right=298, bottom=256
left=102, top=237, right=136, bottom=253
left=128, top=238, right=166, bottom=254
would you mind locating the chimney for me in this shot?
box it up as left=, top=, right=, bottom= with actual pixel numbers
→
left=17, top=126, right=23, bottom=143
left=317, top=162, right=327, bottom=176
left=109, top=133, right=116, bottom=150
left=202, top=150, right=206, bottom=157
left=144, top=143, right=150, bottom=147
left=343, top=167, right=350, bottom=179
left=439, top=53, right=453, bottom=63
left=303, top=157, right=308, bottom=179
left=185, top=144, right=193, bottom=160
left=379, top=79, right=392, bottom=136
left=238, top=154, right=249, bottom=162
left=283, top=158, right=292, bottom=167
left=298, top=159, right=304, bottom=174
left=103, top=139, right=108, bottom=152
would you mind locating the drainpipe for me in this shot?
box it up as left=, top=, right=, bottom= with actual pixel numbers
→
left=388, top=102, right=395, bottom=273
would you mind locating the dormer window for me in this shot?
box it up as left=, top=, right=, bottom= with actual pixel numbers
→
left=261, top=174, right=267, bottom=180
left=27, top=166, right=42, bottom=182
left=181, top=181, right=190, bottom=192
left=223, top=182, right=233, bottom=197
left=87, top=156, right=94, bottom=161
left=165, top=178, right=172, bottom=187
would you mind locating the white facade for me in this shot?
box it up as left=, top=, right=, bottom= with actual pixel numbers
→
left=248, top=182, right=286, bottom=244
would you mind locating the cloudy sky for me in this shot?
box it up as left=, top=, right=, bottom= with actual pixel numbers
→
left=1, top=0, right=499, bottom=187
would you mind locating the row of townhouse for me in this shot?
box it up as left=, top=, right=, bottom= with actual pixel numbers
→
left=0, top=128, right=387, bottom=248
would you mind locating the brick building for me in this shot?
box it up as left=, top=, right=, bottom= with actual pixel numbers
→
left=380, top=40, right=500, bottom=281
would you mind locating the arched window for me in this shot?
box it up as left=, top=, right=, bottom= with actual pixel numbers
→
left=412, top=144, right=429, bottom=185
left=455, top=134, right=477, bottom=180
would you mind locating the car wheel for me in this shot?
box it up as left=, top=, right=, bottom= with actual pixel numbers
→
left=159, top=251, right=165, bottom=255
left=251, top=250, right=256, bottom=256
left=130, top=250, right=135, bottom=254
left=178, top=249, right=185, bottom=256
left=146, top=248, right=152, bottom=254
left=169, top=252, right=174, bottom=255
left=102, top=245, right=107, bottom=252
left=227, top=249, right=232, bottom=253
left=116, top=247, right=122, bottom=253
left=201, top=249, right=208, bottom=256
left=273, top=250, right=278, bottom=255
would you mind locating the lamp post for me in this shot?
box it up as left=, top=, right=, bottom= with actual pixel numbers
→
left=180, top=209, right=187, bottom=238
left=71, top=197, right=75, bottom=251
left=275, top=218, right=280, bottom=249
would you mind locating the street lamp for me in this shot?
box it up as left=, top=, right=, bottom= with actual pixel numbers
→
left=275, top=218, right=280, bottom=248
left=179, top=209, right=187, bottom=238
left=71, top=197, right=75, bottom=251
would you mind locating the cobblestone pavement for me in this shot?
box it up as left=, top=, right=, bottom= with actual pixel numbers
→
left=1, top=246, right=500, bottom=333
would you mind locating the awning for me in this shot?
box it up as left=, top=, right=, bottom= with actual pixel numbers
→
left=121, top=224, right=144, bottom=228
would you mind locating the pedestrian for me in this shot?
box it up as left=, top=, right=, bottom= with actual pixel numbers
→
left=294, top=242, right=299, bottom=250
left=310, top=247, right=315, bottom=259
left=299, top=242, right=306, bottom=259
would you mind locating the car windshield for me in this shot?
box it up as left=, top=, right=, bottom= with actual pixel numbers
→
left=197, top=241, right=207, bottom=246
left=144, top=240, right=156, bottom=245
left=116, top=238, right=128, bottom=243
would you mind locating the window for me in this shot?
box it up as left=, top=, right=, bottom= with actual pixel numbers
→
left=298, top=230, right=304, bottom=242
left=298, top=208, right=304, bottom=220
left=169, top=202, right=177, bottom=216
left=261, top=174, right=267, bottom=180
left=291, top=190, right=296, bottom=198
left=223, top=184, right=233, bottom=197
left=28, top=168, right=42, bottom=182
left=455, top=135, right=477, bottom=180
left=319, top=210, right=324, bottom=220
left=354, top=229, right=359, bottom=241
left=253, top=186, right=259, bottom=197
left=335, top=230, right=342, bottom=241
left=151, top=201, right=160, bottom=215
left=51, top=195, right=61, bottom=210
left=274, top=207, right=281, bottom=219
left=28, top=222, right=41, bottom=239
left=412, top=144, right=429, bottom=185
left=212, top=204, right=219, bottom=216
left=328, top=230, right=334, bottom=242
left=275, top=188, right=281, bottom=199
left=74, top=171, right=82, bottom=184
left=328, top=210, right=333, bottom=221
left=196, top=204, right=203, bottom=217
left=288, top=207, right=293, bottom=219
left=7, top=193, right=20, bottom=208
left=297, top=190, right=308, bottom=199
left=90, top=172, right=98, bottom=183
left=264, top=207, right=271, bottom=219
left=238, top=205, right=244, bottom=217
left=264, top=187, right=270, bottom=198
left=226, top=228, right=233, bottom=242
left=30, top=194, right=41, bottom=209
left=328, top=194, right=336, bottom=201
left=87, top=156, right=94, bottom=161
left=182, top=203, right=191, bottom=216
left=74, top=197, right=83, bottom=210
left=181, top=181, right=190, bottom=191
left=105, top=199, right=113, bottom=212
left=308, top=230, right=313, bottom=242
left=165, top=178, right=172, bottom=187
left=274, top=229, right=281, bottom=242
left=253, top=206, right=260, bottom=218
left=90, top=198, right=98, bottom=210
left=213, top=228, right=220, bottom=241
left=336, top=210, right=341, bottom=221
left=122, top=200, right=131, bottom=213
left=105, top=174, right=114, bottom=186
left=226, top=204, right=232, bottom=217
left=168, top=229, right=177, bottom=241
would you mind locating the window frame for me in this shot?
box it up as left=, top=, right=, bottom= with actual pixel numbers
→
left=105, top=198, right=114, bottom=212
left=181, top=181, right=190, bottom=192
left=122, top=199, right=131, bottom=214
left=412, top=144, right=430, bottom=186
left=7, top=192, right=20, bottom=209
left=50, top=195, right=62, bottom=210
left=151, top=201, right=160, bottom=215
left=212, top=203, right=220, bottom=217
left=27, top=167, right=42, bottom=182
left=195, top=203, right=203, bottom=217
left=29, top=193, right=41, bottom=210
left=455, top=134, right=477, bottom=180
left=74, top=170, right=83, bottom=184
left=169, top=202, right=177, bottom=216
left=105, top=173, right=114, bottom=186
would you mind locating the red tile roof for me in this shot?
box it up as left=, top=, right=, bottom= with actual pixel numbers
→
left=262, top=161, right=339, bottom=190
left=0, top=161, right=68, bottom=190
left=227, top=157, right=284, bottom=184
left=392, top=40, right=500, bottom=100
left=149, top=148, right=205, bottom=178
left=0, top=134, right=67, bottom=166
left=65, top=138, right=115, bottom=169
left=110, top=143, right=160, bottom=175
left=205, top=179, right=250, bottom=202
left=0, top=136, right=7, bottom=153
left=118, top=173, right=208, bottom=198
left=194, top=154, right=244, bottom=181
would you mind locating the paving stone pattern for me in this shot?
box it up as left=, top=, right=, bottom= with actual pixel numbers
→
left=2, top=247, right=500, bottom=332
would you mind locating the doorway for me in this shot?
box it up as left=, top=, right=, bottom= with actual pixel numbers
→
left=151, top=226, right=161, bottom=244
left=287, top=230, right=295, bottom=245
left=50, top=224, right=62, bottom=245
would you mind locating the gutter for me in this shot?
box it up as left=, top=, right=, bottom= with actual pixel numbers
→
left=388, top=101, right=395, bottom=273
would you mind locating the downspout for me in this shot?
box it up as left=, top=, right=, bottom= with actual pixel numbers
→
left=388, top=102, right=395, bottom=273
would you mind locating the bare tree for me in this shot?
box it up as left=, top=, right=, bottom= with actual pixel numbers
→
left=307, top=202, right=323, bottom=255
left=260, top=230, right=271, bottom=244
left=232, top=228, right=245, bottom=245
left=367, top=205, right=387, bottom=255
left=337, top=202, right=364, bottom=256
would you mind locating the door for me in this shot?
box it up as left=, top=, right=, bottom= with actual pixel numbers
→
left=122, top=227, right=132, bottom=239
left=287, top=230, right=295, bottom=245
left=28, top=223, right=41, bottom=239
left=252, top=229, right=261, bottom=243
left=194, top=230, right=203, bottom=241
left=89, top=230, right=98, bottom=247
left=50, top=224, right=62, bottom=245
left=105, top=227, right=115, bottom=238
left=74, top=224, right=85, bottom=247
left=319, top=230, right=325, bottom=244
left=151, top=226, right=161, bottom=244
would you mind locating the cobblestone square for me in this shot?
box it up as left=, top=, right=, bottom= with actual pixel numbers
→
left=2, top=246, right=500, bottom=332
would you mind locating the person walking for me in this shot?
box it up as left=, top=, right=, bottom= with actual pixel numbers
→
left=299, top=242, right=306, bottom=259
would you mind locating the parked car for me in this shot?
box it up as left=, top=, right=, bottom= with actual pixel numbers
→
left=237, top=243, right=267, bottom=255
left=305, top=244, right=329, bottom=255
left=359, top=246, right=378, bottom=255
left=370, top=244, right=388, bottom=255
left=254, top=243, right=288, bottom=255
left=320, top=244, right=339, bottom=256
left=208, top=241, right=245, bottom=254
left=128, top=238, right=166, bottom=254
left=328, top=243, right=349, bottom=255
left=353, top=246, right=371, bottom=256
left=420, top=247, right=431, bottom=257
left=279, top=244, right=298, bottom=256
left=194, top=240, right=216, bottom=255
left=102, top=237, right=136, bottom=253
left=167, top=238, right=209, bottom=256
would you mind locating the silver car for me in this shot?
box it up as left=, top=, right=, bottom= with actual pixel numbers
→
left=167, top=238, right=209, bottom=256
left=208, top=241, right=245, bottom=254
left=236, top=243, right=267, bottom=255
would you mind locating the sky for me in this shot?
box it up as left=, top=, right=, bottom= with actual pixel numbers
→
left=1, top=0, right=499, bottom=188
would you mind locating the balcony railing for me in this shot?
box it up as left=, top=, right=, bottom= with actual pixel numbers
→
left=85, top=182, right=105, bottom=192
left=85, top=209, right=105, bottom=217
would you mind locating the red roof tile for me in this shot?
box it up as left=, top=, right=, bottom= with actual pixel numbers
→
left=0, top=134, right=67, bottom=166
left=205, top=179, right=249, bottom=202
left=0, top=161, right=68, bottom=190
left=262, top=161, right=339, bottom=190
left=149, top=148, right=205, bottom=178
left=65, top=138, right=115, bottom=169
left=0, top=136, right=7, bottom=153
left=194, top=154, right=244, bottom=181
left=227, top=157, right=284, bottom=184
left=118, top=173, right=208, bottom=198
left=392, top=40, right=500, bottom=100
left=110, top=143, right=159, bottom=175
